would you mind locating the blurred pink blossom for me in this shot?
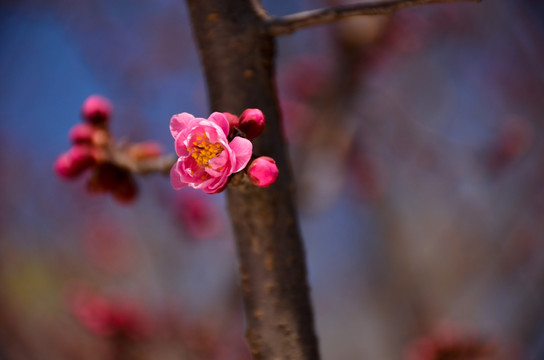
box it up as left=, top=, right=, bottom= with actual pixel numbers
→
left=177, top=191, right=223, bottom=240
left=280, top=100, right=316, bottom=144
left=404, top=326, right=500, bottom=360
left=488, top=115, right=533, bottom=174
left=280, top=55, right=332, bottom=100
left=170, top=112, right=252, bottom=194
left=70, top=289, right=152, bottom=340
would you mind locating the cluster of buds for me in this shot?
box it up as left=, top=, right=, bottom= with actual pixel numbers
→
left=224, top=109, right=279, bottom=188
left=55, top=95, right=111, bottom=179
left=55, top=95, right=163, bottom=203
left=170, top=108, right=279, bottom=194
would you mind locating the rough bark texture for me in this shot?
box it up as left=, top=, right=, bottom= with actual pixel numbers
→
left=185, top=1, right=320, bottom=360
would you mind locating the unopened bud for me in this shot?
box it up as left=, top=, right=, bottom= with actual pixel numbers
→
left=247, top=156, right=279, bottom=187
left=82, top=95, right=112, bottom=126
left=238, top=109, right=265, bottom=140
left=69, top=123, right=95, bottom=144
left=55, top=146, right=96, bottom=179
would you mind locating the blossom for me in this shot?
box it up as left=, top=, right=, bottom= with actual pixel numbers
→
left=170, top=112, right=252, bottom=194
left=247, top=156, right=279, bottom=187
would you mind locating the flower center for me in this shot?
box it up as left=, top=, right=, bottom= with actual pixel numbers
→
left=188, top=133, right=224, bottom=167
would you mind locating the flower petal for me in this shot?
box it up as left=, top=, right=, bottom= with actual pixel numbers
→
left=170, top=161, right=187, bottom=190
left=204, top=167, right=222, bottom=177
left=202, top=175, right=229, bottom=194
left=174, top=134, right=190, bottom=157
left=208, top=112, right=230, bottom=137
left=208, top=151, right=228, bottom=169
left=229, top=136, right=253, bottom=173
left=170, top=113, right=195, bottom=138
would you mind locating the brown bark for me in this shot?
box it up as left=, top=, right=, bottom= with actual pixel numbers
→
left=184, top=1, right=320, bottom=360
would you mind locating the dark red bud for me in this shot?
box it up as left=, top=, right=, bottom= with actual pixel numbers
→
left=223, top=112, right=240, bottom=137
left=238, top=109, right=265, bottom=140
left=81, top=95, right=112, bottom=126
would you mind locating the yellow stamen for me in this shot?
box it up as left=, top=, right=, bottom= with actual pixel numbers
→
left=188, top=133, right=224, bottom=167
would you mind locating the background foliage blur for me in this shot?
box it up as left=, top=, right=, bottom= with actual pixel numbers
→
left=1, top=0, right=543, bottom=359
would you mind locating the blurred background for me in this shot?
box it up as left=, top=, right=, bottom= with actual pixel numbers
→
left=1, top=0, right=543, bottom=359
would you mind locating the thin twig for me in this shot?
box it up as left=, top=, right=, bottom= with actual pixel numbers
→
left=107, top=143, right=177, bottom=176
left=266, top=0, right=480, bottom=36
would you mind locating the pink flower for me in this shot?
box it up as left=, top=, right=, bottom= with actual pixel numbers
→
left=247, top=156, right=279, bottom=187
left=170, top=112, right=252, bottom=194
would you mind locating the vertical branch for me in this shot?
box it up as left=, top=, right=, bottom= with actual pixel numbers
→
left=184, top=1, right=320, bottom=360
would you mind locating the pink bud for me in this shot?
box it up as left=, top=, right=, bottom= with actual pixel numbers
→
left=247, top=156, right=279, bottom=187
left=238, top=108, right=265, bottom=140
left=69, top=123, right=96, bottom=144
left=81, top=95, right=112, bottom=126
left=223, top=112, right=239, bottom=137
left=55, top=146, right=96, bottom=179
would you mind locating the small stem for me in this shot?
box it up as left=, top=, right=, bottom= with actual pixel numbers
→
left=106, top=143, right=176, bottom=176
left=266, top=0, right=480, bottom=36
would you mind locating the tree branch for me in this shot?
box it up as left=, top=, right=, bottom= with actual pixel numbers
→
left=266, top=0, right=480, bottom=36
left=105, top=142, right=176, bottom=176
left=185, top=1, right=320, bottom=359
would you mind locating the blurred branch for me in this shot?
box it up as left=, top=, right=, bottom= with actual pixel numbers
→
left=266, top=0, right=480, bottom=36
left=106, top=143, right=176, bottom=176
